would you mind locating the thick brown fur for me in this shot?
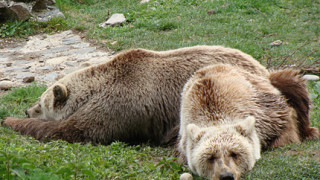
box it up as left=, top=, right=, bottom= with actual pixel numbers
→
left=177, top=64, right=319, bottom=179
left=269, top=70, right=319, bottom=141
left=1, top=46, right=269, bottom=145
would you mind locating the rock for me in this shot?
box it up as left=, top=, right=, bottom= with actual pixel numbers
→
left=37, top=66, right=53, bottom=71
left=99, top=13, right=126, bottom=28
left=40, top=72, right=58, bottom=81
left=269, top=40, right=282, bottom=46
left=12, top=60, right=30, bottom=66
left=65, top=61, right=78, bottom=67
left=16, top=72, right=37, bottom=79
left=0, top=1, right=32, bottom=21
left=302, top=74, right=319, bottom=81
left=36, top=6, right=65, bottom=22
left=0, top=0, right=63, bottom=22
left=0, top=80, right=16, bottom=90
left=139, top=0, right=150, bottom=4
left=23, top=76, right=35, bottom=83
left=180, top=173, right=193, bottom=180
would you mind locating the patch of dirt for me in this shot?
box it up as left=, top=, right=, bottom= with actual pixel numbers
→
left=0, top=37, right=28, bottom=49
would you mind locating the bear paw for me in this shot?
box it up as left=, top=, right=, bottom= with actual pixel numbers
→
left=305, top=127, right=320, bottom=140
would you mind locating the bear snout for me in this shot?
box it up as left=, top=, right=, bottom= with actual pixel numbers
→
left=25, top=109, right=30, bottom=118
left=219, top=172, right=234, bottom=180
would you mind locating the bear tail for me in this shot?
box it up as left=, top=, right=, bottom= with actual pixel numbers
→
left=269, top=69, right=319, bottom=140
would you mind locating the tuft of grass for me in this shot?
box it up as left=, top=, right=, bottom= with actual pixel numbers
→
left=0, top=17, right=68, bottom=38
left=0, top=83, right=47, bottom=119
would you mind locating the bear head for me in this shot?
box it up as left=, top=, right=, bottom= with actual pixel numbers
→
left=26, top=83, right=69, bottom=120
left=185, top=116, right=261, bottom=180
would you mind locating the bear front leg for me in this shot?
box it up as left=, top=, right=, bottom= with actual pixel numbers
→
left=1, top=117, right=88, bottom=144
left=2, top=117, right=59, bottom=141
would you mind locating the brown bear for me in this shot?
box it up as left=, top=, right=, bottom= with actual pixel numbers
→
left=1, top=46, right=270, bottom=145
left=177, top=64, right=319, bottom=180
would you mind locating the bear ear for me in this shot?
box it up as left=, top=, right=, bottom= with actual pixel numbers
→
left=53, top=83, right=68, bottom=102
left=235, top=116, right=256, bottom=137
left=187, top=124, right=205, bottom=142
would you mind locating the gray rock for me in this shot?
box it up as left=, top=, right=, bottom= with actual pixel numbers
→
left=40, top=72, right=58, bottom=81
left=0, top=57, right=9, bottom=62
left=99, top=13, right=126, bottom=28
left=37, top=65, right=53, bottom=71
left=180, top=173, right=193, bottom=180
left=1, top=66, right=30, bottom=73
left=23, top=76, right=35, bottom=83
left=62, top=36, right=81, bottom=45
left=1, top=2, right=32, bottom=21
left=61, top=47, right=96, bottom=56
left=12, top=60, right=30, bottom=66
left=36, top=7, right=65, bottom=22
left=65, top=61, right=78, bottom=67
left=16, top=72, right=37, bottom=79
left=0, top=80, right=16, bottom=90
left=302, top=74, right=319, bottom=81
left=139, top=0, right=150, bottom=4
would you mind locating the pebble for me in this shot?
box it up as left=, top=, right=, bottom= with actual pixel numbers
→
left=302, top=74, right=319, bottom=81
left=269, top=40, right=283, bottom=46
left=180, top=173, right=193, bottom=180
left=99, top=13, right=126, bottom=28
left=23, top=76, right=35, bottom=83
left=0, top=81, right=16, bottom=90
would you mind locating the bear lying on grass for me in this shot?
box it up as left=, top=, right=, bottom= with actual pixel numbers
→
left=1, top=46, right=269, bottom=145
left=177, top=64, right=319, bottom=180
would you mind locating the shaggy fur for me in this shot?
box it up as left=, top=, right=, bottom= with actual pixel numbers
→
left=1, top=46, right=269, bottom=145
left=177, top=64, right=319, bottom=180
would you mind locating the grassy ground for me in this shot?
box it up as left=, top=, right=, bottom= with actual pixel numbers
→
left=0, top=0, right=319, bottom=179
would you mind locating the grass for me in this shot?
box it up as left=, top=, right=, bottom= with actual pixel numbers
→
left=0, top=0, right=319, bottom=179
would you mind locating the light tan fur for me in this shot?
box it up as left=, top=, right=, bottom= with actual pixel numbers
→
left=2, top=46, right=269, bottom=145
left=177, top=64, right=319, bottom=180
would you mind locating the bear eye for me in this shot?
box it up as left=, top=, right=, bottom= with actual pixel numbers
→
left=231, top=152, right=238, bottom=159
left=35, top=109, right=41, bottom=114
left=207, top=155, right=216, bottom=163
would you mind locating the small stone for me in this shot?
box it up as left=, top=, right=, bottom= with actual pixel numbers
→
left=65, top=61, right=79, bottom=67
left=0, top=81, right=16, bottom=90
left=99, top=13, right=126, bottom=28
left=6, top=63, right=12, bottom=67
left=139, top=0, right=150, bottom=4
left=23, top=76, right=35, bottom=83
left=269, top=40, right=282, bottom=46
left=41, top=72, right=58, bottom=82
left=302, top=74, right=319, bottom=81
left=207, top=9, right=215, bottom=15
left=12, top=60, right=30, bottom=66
left=37, top=66, right=54, bottom=71
left=180, top=173, right=193, bottom=180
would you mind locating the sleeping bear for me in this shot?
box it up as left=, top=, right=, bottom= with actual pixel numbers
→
left=2, top=46, right=271, bottom=145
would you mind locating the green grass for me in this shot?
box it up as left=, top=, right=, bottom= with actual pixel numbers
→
left=0, top=0, right=319, bottom=179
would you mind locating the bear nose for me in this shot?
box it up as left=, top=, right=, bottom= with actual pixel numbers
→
left=25, top=109, right=30, bottom=118
left=220, top=172, right=234, bottom=180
